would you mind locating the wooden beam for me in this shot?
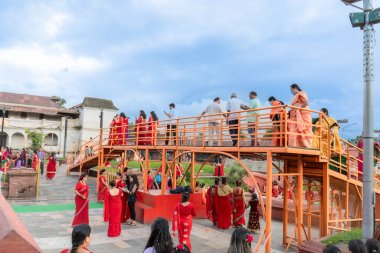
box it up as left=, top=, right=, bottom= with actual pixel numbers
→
left=265, top=151, right=273, bottom=253
left=283, top=160, right=289, bottom=245
left=297, top=155, right=304, bottom=245
left=160, top=149, right=167, bottom=195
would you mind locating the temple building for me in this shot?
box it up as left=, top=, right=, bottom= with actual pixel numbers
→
left=0, top=91, right=118, bottom=155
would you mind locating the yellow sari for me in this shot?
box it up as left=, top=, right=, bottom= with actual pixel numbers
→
left=313, top=116, right=342, bottom=157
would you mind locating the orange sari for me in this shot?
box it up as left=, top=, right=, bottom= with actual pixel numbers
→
left=288, top=91, right=312, bottom=147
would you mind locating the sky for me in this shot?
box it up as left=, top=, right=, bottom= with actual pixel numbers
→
left=0, top=0, right=379, bottom=139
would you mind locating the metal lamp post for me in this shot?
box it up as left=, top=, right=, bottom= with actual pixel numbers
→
left=341, top=123, right=358, bottom=139
left=342, top=0, right=377, bottom=240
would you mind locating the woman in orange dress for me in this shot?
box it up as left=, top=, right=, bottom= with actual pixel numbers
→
left=97, top=169, right=108, bottom=203
left=46, top=152, right=56, bottom=180
left=31, top=151, right=39, bottom=171
left=268, top=96, right=286, bottom=146
left=232, top=180, right=246, bottom=228
left=288, top=84, right=313, bottom=148
left=147, top=111, right=159, bottom=145
left=135, top=110, right=148, bottom=145
left=72, top=174, right=89, bottom=227
left=60, top=224, right=93, bottom=253
left=104, top=180, right=123, bottom=237
left=216, top=177, right=233, bottom=229
left=172, top=192, right=196, bottom=251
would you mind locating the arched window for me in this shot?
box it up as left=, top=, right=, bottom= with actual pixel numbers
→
left=44, top=133, right=58, bottom=146
left=11, top=132, right=25, bottom=149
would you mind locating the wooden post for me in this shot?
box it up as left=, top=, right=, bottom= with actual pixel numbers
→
left=143, top=148, right=149, bottom=193
left=283, top=161, right=289, bottom=245
left=190, top=152, right=195, bottom=192
left=160, top=149, right=167, bottom=195
left=307, top=179, right=312, bottom=240
left=172, top=150, right=178, bottom=189
left=297, top=155, right=304, bottom=245
left=265, top=151, right=273, bottom=253
left=321, top=163, right=329, bottom=236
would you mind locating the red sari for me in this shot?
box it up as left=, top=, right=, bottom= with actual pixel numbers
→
left=147, top=175, right=154, bottom=190
left=72, top=181, right=89, bottom=226
left=272, top=185, right=281, bottom=198
left=97, top=175, right=108, bottom=203
left=116, top=116, right=124, bottom=145
left=104, top=189, right=123, bottom=237
left=206, top=186, right=218, bottom=225
left=46, top=156, right=56, bottom=180
left=213, top=164, right=225, bottom=177
left=108, top=119, right=116, bottom=145
left=232, top=187, right=246, bottom=227
left=32, top=154, right=39, bottom=171
left=122, top=117, right=129, bottom=145
left=116, top=180, right=129, bottom=222
left=147, top=116, right=157, bottom=145
left=135, top=116, right=147, bottom=145
left=172, top=202, right=196, bottom=251
left=216, top=186, right=232, bottom=229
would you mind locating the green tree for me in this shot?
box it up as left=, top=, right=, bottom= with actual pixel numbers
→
left=226, top=162, right=248, bottom=186
left=25, top=130, right=44, bottom=152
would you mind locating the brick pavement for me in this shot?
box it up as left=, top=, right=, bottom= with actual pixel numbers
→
left=10, top=165, right=296, bottom=253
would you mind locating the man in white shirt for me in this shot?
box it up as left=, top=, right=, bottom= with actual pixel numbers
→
left=198, top=97, right=224, bottom=146
left=241, top=91, right=262, bottom=146
left=226, top=93, right=244, bottom=146
left=164, top=103, right=179, bottom=145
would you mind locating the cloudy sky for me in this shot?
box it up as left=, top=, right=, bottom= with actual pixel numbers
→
left=0, top=0, right=379, bottom=139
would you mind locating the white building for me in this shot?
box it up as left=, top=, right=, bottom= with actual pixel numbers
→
left=0, top=92, right=118, bottom=154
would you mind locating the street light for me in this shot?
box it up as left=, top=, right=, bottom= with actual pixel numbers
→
left=341, top=123, right=358, bottom=139
left=341, top=0, right=376, bottom=240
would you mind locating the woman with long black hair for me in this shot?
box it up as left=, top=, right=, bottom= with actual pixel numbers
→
left=227, top=227, right=253, bottom=253
left=144, top=217, right=174, bottom=253
left=126, top=174, right=139, bottom=226
left=72, top=173, right=89, bottom=227
left=60, top=224, right=93, bottom=253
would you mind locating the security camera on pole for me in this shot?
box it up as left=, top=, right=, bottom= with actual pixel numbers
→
left=341, top=0, right=377, bottom=240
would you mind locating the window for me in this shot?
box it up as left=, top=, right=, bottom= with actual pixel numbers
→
left=0, top=110, right=9, bottom=118
left=21, top=112, right=27, bottom=119
left=39, top=114, right=45, bottom=120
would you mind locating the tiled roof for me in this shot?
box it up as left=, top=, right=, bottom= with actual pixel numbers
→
left=79, top=97, right=118, bottom=110
left=0, top=92, right=64, bottom=109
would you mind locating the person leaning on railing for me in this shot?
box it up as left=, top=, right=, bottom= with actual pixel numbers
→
left=241, top=91, right=262, bottom=147
left=164, top=103, right=179, bottom=146
left=198, top=97, right=224, bottom=146
left=226, top=93, right=244, bottom=147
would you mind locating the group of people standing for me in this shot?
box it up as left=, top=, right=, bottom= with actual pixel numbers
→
left=206, top=177, right=261, bottom=233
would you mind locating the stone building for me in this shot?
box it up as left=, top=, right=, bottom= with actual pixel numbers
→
left=0, top=92, right=118, bottom=155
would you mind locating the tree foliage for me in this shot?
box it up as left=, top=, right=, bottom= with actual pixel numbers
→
left=226, top=162, right=248, bottom=186
left=25, top=129, right=44, bottom=152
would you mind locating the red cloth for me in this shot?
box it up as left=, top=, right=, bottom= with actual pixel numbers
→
left=104, top=189, right=122, bottom=237
left=121, top=117, right=129, bottom=145
left=1, top=151, right=8, bottom=161
left=108, top=119, right=116, bottom=145
left=32, top=154, right=39, bottom=171
left=147, top=175, right=154, bottom=190
left=206, top=186, right=218, bottom=225
left=72, top=182, right=89, bottom=226
left=97, top=175, right=108, bottom=203
left=272, top=185, right=281, bottom=198
left=216, top=187, right=232, bottom=229
left=232, top=188, right=245, bottom=227
left=46, top=156, right=56, bottom=180
left=60, top=247, right=93, bottom=253
left=135, top=116, right=147, bottom=145
left=116, top=117, right=124, bottom=145
left=116, top=180, right=129, bottom=222
left=172, top=202, right=196, bottom=251
left=247, top=199, right=260, bottom=230
left=147, top=116, right=157, bottom=145
left=213, top=164, right=225, bottom=177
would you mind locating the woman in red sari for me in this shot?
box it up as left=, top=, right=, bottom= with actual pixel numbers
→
left=120, top=112, right=129, bottom=145
left=60, top=224, right=93, bottom=253
left=31, top=151, right=39, bottom=171
left=115, top=113, right=124, bottom=145
left=232, top=180, right=246, bottom=228
left=213, top=160, right=225, bottom=177
left=97, top=169, right=108, bottom=203
left=206, top=178, right=220, bottom=225
left=288, top=84, right=313, bottom=148
left=108, top=115, right=117, bottom=146
left=115, top=172, right=128, bottom=223
left=72, top=174, right=89, bottom=227
left=172, top=192, right=196, bottom=251
left=217, top=177, right=233, bottom=229
left=147, top=111, right=159, bottom=145
left=104, top=180, right=123, bottom=237
left=272, top=180, right=281, bottom=198
left=46, top=152, right=56, bottom=180
left=268, top=96, right=286, bottom=146
left=147, top=170, right=154, bottom=190
left=136, top=110, right=148, bottom=145
left=357, top=137, right=380, bottom=180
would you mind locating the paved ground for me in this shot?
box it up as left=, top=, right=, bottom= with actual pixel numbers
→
left=9, top=165, right=298, bottom=253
